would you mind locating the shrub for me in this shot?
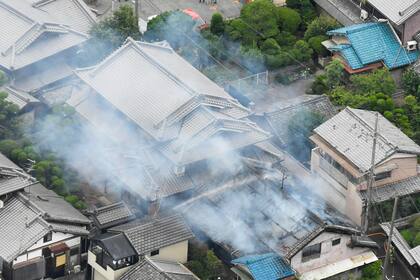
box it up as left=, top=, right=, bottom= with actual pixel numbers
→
left=308, top=35, right=329, bottom=57
left=402, top=68, right=420, bottom=98
left=261, top=38, right=281, bottom=55
left=210, top=13, right=225, bottom=35
left=291, top=40, right=313, bottom=62
left=401, top=229, right=415, bottom=246
left=275, top=31, right=297, bottom=46
left=413, top=232, right=420, bottom=247
left=361, top=260, right=382, bottom=280
left=311, top=74, right=328, bottom=95
left=304, top=16, right=340, bottom=40
left=277, top=7, right=301, bottom=33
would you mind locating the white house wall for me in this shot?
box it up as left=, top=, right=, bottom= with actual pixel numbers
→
left=291, top=232, right=372, bottom=276
left=13, top=231, right=80, bottom=264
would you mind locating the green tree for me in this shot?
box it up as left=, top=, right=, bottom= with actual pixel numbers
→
left=0, top=70, right=8, bottom=86
left=210, top=13, right=225, bottom=35
left=308, top=35, right=329, bottom=57
left=239, top=0, right=279, bottom=45
left=290, top=40, right=313, bottom=62
left=90, top=5, right=140, bottom=47
left=275, top=31, right=296, bottom=46
left=304, top=16, right=340, bottom=40
left=325, top=59, right=344, bottom=89
left=186, top=242, right=225, bottom=279
left=225, top=18, right=247, bottom=41
left=350, top=68, right=396, bottom=96
left=277, top=7, right=301, bottom=33
left=401, top=229, right=415, bottom=246
left=413, top=232, right=420, bottom=247
left=240, top=45, right=265, bottom=72
left=402, top=68, right=420, bottom=98
left=310, top=74, right=328, bottom=95
left=261, top=38, right=281, bottom=55
left=285, top=0, right=316, bottom=24
left=361, top=261, right=382, bottom=280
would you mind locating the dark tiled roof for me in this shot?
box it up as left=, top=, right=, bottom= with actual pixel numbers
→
left=110, top=214, right=194, bottom=255
left=120, top=257, right=199, bottom=280
left=93, top=233, right=137, bottom=260
left=359, top=175, right=420, bottom=203
left=93, top=202, right=136, bottom=229
left=25, top=183, right=90, bottom=224
left=266, top=95, right=337, bottom=145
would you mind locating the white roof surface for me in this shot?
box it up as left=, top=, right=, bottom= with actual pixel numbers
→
left=368, top=0, right=420, bottom=24
left=0, top=0, right=95, bottom=70
left=314, top=107, right=420, bottom=172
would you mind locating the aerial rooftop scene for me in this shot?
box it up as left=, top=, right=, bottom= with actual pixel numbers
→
left=0, top=0, right=419, bottom=279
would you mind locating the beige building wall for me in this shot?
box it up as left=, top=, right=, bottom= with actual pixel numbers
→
left=149, top=240, right=189, bottom=263
left=88, top=251, right=132, bottom=280
left=291, top=232, right=372, bottom=275
left=375, top=154, right=418, bottom=187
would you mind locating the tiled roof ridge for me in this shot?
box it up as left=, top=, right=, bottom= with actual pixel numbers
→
left=32, top=0, right=97, bottom=25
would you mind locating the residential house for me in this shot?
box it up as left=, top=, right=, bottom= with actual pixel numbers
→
left=119, top=256, right=200, bottom=280
left=310, top=107, right=420, bottom=225
left=88, top=214, right=194, bottom=280
left=231, top=253, right=296, bottom=280
left=0, top=0, right=96, bottom=94
left=323, top=22, right=419, bottom=74
left=0, top=153, right=91, bottom=280
left=44, top=38, right=283, bottom=212
left=313, top=0, right=420, bottom=44
left=180, top=165, right=378, bottom=280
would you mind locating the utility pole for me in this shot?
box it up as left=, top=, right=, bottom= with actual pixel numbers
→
left=382, top=196, right=398, bottom=280
left=134, top=0, right=139, bottom=19
left=363, top=112, right=379, bottom=235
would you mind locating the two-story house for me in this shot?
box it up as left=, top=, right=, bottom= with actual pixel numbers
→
left=310, top=107, right=420, bottom=225
left=0, top=153, right=91, bottom=280
left=88, top=214, right=194, bottom=280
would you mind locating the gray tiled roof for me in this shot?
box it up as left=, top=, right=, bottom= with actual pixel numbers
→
left=120, top=257, right=199, bottom=280
left=75, top=39, right=252, bottom=143
left=49, top=222, right=89, bottom=235
left=25, top=183, right=90, bottom=224
left=313, top=0, right=362, bottom=25
left=367, top=0, right=420, bottom=24
left=266, top=95, right=337, bottom=146
left=110, top=214, right=194, bottom=255
left=380, top=223, right=417, bottom=265
left=4, top=86, right=40, bottom=109
left=94, top=201, right=136, bottom=229
left=0, top=152, right=36, bottom=196
left=0, top=193, right=50, bottom=262
left=314, top=107, right=420, bottom=172
left=359, top=175, right=420, bottom=203
left=0, top=0, right=95, bottom=70
left=409, top=245, right=420, bottom=266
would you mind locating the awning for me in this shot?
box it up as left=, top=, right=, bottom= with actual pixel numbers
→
left=49, top=242, right=69, bottom=254
left=300, top=251, right=378, bottom=280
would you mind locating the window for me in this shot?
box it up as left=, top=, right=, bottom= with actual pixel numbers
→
left=302, top=243, right=321, bottom=262
left=150, top=249, right=159, bottom=256
left=43, top=232, right=52, bottom=243
left=375, top=171, right=391, bottom=181
left=332, top=238, right=341, bottom=246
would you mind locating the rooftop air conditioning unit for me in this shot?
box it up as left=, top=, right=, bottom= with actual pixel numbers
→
left=407, top=40, right=418, bottom=51
left=360, top=9, right=368, bottom=20
left=0, top=200, right=3, bottom=209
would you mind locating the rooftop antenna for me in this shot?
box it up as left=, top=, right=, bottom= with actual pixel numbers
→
left=382, top=196, right=398, bottom=280
left=363, top=112, right=379, bottom=235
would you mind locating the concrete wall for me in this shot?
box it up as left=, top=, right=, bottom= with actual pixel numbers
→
left=14, top=232, right=80, bottom=264
left=87, top=251, right=132, bottom=280
left=291, top=232, right=371, bottom=275
left=148, top=240, right=189, bottom=263
left=403, top=10, right=420, bottom=43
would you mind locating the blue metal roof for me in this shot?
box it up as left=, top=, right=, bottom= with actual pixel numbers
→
left=327, top=22, right=419, bottom=70
left=232, top=253, right=295, bottom=280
